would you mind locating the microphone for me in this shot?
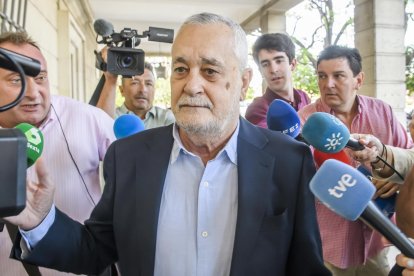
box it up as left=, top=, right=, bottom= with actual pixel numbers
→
left=0, top=123, right=43, bottom=217
left=266, top=99, right=301, bottom=138
left=313, top=149, right=351, bottom=168
left=15, top=123, right=44, bottom=167
left=0, top=47, right=41, bottom=77
left=310, top=159, right=414, bottom=258
left=93, top=18, right=114, bottom=37
left=113, top=114, right=145, bottom=139
left=302, top=112, right=364, bottom=153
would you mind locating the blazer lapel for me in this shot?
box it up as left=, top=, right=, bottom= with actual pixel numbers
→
left=134, top=125, right=174, bottom=275
left=230, top=119, right=276, bottom=275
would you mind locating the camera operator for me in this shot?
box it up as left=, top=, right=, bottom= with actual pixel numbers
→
left=96, top=47, right=175, bottom=129
left=0, top=31, right=115, bottom=276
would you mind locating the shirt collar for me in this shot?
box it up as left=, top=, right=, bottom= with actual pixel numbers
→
left=39, top=104, right=55, bottom=129
left=264, top=87, right=302, bottom=111
left=118, top=103, right=131, bottom=114
left=170, top=122, right=239, bottom=165
left=119, top=103, right=155, bottom=119
left=318, top=94, right=362, bottom=116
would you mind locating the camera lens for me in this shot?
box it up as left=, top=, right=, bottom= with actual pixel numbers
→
left=119, top=55, right=136, bottom=68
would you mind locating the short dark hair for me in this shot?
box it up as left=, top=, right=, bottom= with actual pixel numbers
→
left=252, top=33, right=295, bottom=64
left=317, top=45, right=362, bottom=76
left=0, top=31, right=39, bottom=49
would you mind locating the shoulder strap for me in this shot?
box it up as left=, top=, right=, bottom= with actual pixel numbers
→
left=6, top=223, right=42, bottom=276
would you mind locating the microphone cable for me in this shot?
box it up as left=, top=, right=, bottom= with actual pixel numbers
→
left=51, top=104, right=96, bottom=206
left=375, top=154, right=405, bottom=181
left=368, top=141, right=404, bottom=181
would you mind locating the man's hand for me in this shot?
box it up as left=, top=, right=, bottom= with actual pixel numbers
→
left=3, top=158, right=55, bottom=230
left=100, top=47, right=118, bottom=82
left=372, top=178, right=399, bottom=199
left=396, top=253, right=414, bottom=275
left=350, top=133, right=382, bottom=163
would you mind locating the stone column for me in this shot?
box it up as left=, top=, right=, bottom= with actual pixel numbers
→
left=260, top=11, right=287, bottom=35
left=354, top=0, right=407, bottom=123
left=258, top=11, right=288, bottom=94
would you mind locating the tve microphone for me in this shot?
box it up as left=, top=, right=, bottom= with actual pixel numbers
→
left=93, top=18, right=114, bottom=37
left=266, top=99, right=300, bottom=138
left=15, top=123, right=44, bottom=167
left=310, top=159, right=414, bottom=258
left=302, top=112, right=364, bottom=153
left=113, top=114, right=145, bottom=139
left=0, top=47, right=41, bottom=77
left=313, top=149, right=351, bottom=168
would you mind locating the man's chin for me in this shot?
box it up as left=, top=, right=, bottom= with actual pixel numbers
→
left=18, top=114, right=44, bottom=127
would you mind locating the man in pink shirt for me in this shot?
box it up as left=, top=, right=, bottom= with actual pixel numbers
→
left=245, top=33, right=311, bottom=128
left=0, top=32, right=115, bottom=276
left=298, top=45, right=413, bottom=275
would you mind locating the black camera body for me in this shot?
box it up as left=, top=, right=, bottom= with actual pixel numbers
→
left=94, top=19, right=174, bottom=77
left=107, top=47, right=144, bottom=76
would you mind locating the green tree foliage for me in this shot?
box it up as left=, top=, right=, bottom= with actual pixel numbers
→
left=289, top=0, right=354, bottom=97
left=153, top=77, right=172, bottom=108
left=407, top=46, right=414, bottom=96
left=293, top=49, right=319, bottom=98
left=406, top=1, right=414, bottom=95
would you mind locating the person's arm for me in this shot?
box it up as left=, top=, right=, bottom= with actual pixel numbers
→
left=19, top=206, right=56, bottom=251
left=350, top=134, right=414, bottom=183
left=396, top=165, right=414, bottom=238
left=9, top=150, right=118, bottom=274
left=95, top=47, right=119, bottom=118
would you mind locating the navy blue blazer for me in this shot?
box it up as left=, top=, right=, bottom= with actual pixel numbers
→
left=12, top=118, right=331, bottom=276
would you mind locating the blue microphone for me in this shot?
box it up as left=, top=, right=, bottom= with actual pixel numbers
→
left=302, top=112, right=364, bottom=153
left=113, top=114, right=145, bottom=139
left=266, top=99, right=301, bottom=138
left=311, top=159, right=414, bottom=258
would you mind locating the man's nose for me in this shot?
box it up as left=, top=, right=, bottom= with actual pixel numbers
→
left=24, top=77, right=40, bottom=98
left=183, top=71, right=203, bottom=95
left=326, top=76, right=336, bottom=88
left=270, top=60, right=281, bottom=73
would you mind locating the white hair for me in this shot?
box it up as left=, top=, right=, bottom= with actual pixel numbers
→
left=181, top=12, right=248, bottom=71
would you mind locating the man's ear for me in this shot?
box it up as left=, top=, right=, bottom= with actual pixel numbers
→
left=290, top=58, right=297, bottom=71
left=355, top=71, right=364, bottom=91
left=240, top=68, right=253, bottom=101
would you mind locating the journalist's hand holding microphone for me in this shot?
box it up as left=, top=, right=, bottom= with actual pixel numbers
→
left=372, top=178, right=399, bottom=199
left=3, top=158, right=55, bottom=231
left=396, top=253, right=414, bottom=275
left=349, top=134, right=383, bottom=162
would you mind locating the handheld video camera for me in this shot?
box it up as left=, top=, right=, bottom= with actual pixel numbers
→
left=94, top=19, right=174, bottom=77
left=0, top=48, right=41, bottom=220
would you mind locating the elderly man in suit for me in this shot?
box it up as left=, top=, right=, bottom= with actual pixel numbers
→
left=4, top=12, right=330, bottom=276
